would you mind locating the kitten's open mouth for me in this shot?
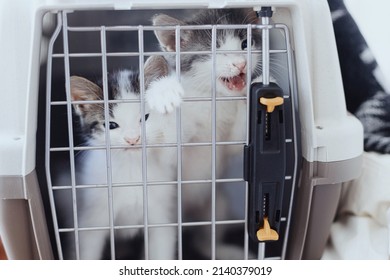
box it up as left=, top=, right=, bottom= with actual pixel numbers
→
left=220, top=73, right=246, bottom=91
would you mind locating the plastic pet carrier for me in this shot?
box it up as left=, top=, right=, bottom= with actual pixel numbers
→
left=0, top=0, right=363, bottom=260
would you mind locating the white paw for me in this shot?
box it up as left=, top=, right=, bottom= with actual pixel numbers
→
left=145, top=74, right=184, bottom=114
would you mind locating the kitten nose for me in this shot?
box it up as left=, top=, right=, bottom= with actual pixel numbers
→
left=233, top=61, right=247, bottom=73
left=124, top=136, right=140, bottom=145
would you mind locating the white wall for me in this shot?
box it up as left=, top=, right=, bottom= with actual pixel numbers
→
left=345, top=0, right=390, bottom=92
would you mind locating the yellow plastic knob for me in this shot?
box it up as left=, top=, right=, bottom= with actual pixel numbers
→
left=256, top=217, right=279, bottom=241
left=259, top=96, right=284, bottom=113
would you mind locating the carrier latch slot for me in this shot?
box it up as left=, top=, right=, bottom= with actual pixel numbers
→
left=244, top=82, right=286, bottom=242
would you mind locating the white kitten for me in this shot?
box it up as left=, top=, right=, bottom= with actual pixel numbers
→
left=61, top=56, right=182, bottom=260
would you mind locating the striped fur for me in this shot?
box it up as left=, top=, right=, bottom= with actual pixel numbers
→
left=328, top=0, right=390, bottom=154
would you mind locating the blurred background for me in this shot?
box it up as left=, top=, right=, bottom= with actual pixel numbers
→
left=345, top=0, right=390, bottom=91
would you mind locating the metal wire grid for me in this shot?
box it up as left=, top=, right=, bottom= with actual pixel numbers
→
left=45, top=10, right=299, bottom=260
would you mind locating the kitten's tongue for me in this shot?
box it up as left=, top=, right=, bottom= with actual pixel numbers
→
left=222, top=73, right=246, bottom=91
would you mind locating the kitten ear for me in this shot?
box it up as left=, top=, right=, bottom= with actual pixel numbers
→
left=144, top=55, right=169, bottom=88
left=70, top=76, right=103, bottom=116
left=152, top=14, right=189, bottom=51
left=244, top=9, right=260, bottom=24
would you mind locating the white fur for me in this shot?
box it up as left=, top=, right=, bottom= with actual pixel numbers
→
left=169, top=34, right=260, bottom=259
left=146, top=74, right=184, bottom=114
left=69, top=80, right=178, bottom=260
left=184, top=35, right=259, bottom=99
left=179, top=33, right=260, bottom=152
left=64, top=31, right=262, bottom=260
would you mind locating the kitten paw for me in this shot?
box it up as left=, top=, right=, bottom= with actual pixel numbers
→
left=146, top=74, right=184, bottom=114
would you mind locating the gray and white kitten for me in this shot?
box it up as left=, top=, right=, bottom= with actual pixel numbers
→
left=62, top=56, right=183, bottom=259
left=150, top=9, right=262, bottom=259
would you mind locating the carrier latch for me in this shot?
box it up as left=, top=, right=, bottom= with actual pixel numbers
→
left=244, top=82, right=286, bottom=242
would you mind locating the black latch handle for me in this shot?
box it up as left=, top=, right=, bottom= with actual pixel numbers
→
left=244, top=82, right=286, bottom=243
left=245, top=6, right=286, bottom=243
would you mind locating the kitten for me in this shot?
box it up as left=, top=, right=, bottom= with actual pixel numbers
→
left=63, top=56, right=183, bottom=259
left=151, top=9, right=262, bottom=259
left=328, top=0, right=390, bottom=154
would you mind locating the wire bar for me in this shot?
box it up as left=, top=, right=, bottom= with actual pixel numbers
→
left=44, top=10, right=298, bottom=261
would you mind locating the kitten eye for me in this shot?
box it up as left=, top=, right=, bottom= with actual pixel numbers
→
left=109, top=122, right=119, bottom=129
left=140, top=113, right=150, bottom=123
left=103, top=121, right=119, bottom=130
left=241, top=39, right=254, bottom=50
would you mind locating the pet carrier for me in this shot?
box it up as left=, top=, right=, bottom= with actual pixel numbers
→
left=0, top=0, right=363, bottom=260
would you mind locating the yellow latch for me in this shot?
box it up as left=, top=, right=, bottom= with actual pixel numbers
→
left=259, top=96, right=284, bottom=113
left=256, top=217, right=279, bottom=241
